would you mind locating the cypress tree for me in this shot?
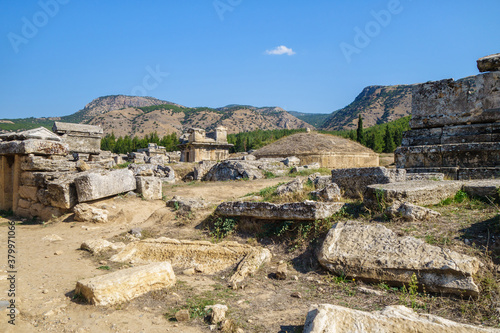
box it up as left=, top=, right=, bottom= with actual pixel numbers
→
left=356, top=115, right=364, bottom=144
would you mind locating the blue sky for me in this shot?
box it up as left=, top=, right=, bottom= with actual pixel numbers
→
left=1, top=0, right=499, bottom=118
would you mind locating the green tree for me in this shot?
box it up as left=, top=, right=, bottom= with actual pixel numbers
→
left=383, top=127, right=396, bottom=153
left=356, top=115, right=364, bottom=145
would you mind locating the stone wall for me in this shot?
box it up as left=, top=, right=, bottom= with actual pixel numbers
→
left=395, top=68, right=500, bottom=179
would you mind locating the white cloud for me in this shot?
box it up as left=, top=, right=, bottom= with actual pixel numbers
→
left=265, top=45, right=296, bottom=56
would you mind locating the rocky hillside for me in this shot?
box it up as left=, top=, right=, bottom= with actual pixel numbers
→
left=0, top=96, right=311, bottom=136
left=322, top=85, right=413, bottom=131
left=86, top=102, right=311, bottom=137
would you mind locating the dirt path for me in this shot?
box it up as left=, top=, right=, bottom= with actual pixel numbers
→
left=0, top=178, right=284, bottom=333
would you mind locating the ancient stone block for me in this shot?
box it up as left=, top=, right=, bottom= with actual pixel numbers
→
left=80, top=239, right=125, bottom=255
left=477, top=53, right=500, bottom=72
left=385, top=202, right=441, bottom=221
left=18, top=186, right=38, bottom=202
left=73, top=203, right=109, bottom=223
left=405, top=173, right=444, bottom=181
left=52, top=122, right=103, bottom=154
left=0, top=139, right=68, bottom=156
left=29, top=203, right=63, bottom=221
left=75, top=262, right=176, bottom=306
left=21, top=155, right=77, bottom=172
left=365, top=180, right=463, bottom=207
left=135, top=176, right=162, bottom=200
left=303, top=304, right=498, bottom=333
left=330, top=167, right=406, bottom=198
left=410, top=72, right=500, bottom=129
left=166, top=196, right=207, bottom=211
left=311, top=183, right=341, bottom=202
left=215, top=201, right=344, bottom=220
left=74, top=169, right=136, bottom=202
left=193, top=161, right=217, bottom=180
left=462, top=179, right=500, bottom=198
left=46, top=174, right=79, bottom=209
left=276, top=177, right=304, bottom=196
left=204, top=160, right=264, bottom=181
left=110, top=238, right=271, bottom=285
left=0, top=127, right=61, bottom=142
left=318, top=221, right=481, bottom=296
left=20, top=172, right=36, bottom=186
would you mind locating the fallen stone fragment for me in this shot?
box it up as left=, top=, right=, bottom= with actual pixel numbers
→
left=365, top=180, right=464, bottom=207
left=166, top=196, right=207, bottom=211
left=303, top=304, right=499, bottom=333
left=291, top=162, right=321, bottom=173
left=318, top=221, right=481, bottom=296
left=216, top=201, right=344, bottom=221
left=204, top=160, right=264, bottom=181
left=74, top=203, right=109, bottom=223
left=175, top=309, right=190, bottom=322
left=358, top=286, right=384, bottom=296
left=74, top=169, right=137, bottom=202
left=405, top=173, right=444, bottom=181
left=205, top=304, right=228, bottom=324
left=311, top=183, right=341, bottom=202
left=110, top=237, right=271, bottom=284
left=385, top=202, right=441, bottom=221
left=81, top=239, right=125, bottom=255
left=283, top=156, right=300, bottom=166
left=331, top=167, right=406, bottom=198
left=276, top=177, right=304, bottom=196
left=75, top=262, right=176, bottom=306
left=135, top=176, right=162, bottom=200
left=311, top=175, right=332, bottom=190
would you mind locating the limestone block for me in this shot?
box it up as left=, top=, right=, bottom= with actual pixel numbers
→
left=17, top=199, right=31, bottom=210
left=203, top=160, right=264, bottom=181
left=283, top=156, right=300, bottom=166
left=405, top=173, right=444, bottom=181
left=311, top=183, right=341, bottom=202
left=205, top=304, right=228, bottom=324
left=136, top=176, right=162, bottom=200
left=18, top=186, right=38, bottom=202
left=318, top=221, right=481, bottom=296
left=46, top=174, right=79, bottom=209
left=303, top=304, right=499, bottom=333
left=477, top=53, right=500, bottom=72
left=20, top=172, right=36, bottom=186
left=385, top=202, right=441, bottom=221
left=74, top=169, right=136, bottom=202
left=110, top=238, right=271, bottom=285
left=331, top=167, right=406, bottom=198
left=311, top=175, right=332, bottom=190
left=463, top=179, right=500, bottom=198
left=166, top=196, right=207, bottom=211
left=410, top=72, right=500, bottom=129
left=74, top=203, right=108, bottom=223
left=20, top=155, right=76, bottom=172
left=81, top=239, right=126, bottom=255
left=29, top=203, right=63, bottom=221
left=0, top=139, right=68, bottom=156
left=215, top=201, right=345, bottom=220
left=0, top=127, right=61, bottom=142
left=276, top=177, right=304, bottom=196
left=75, top=262, right=176, bottom=306
left=365, top=180, right=463, bottom=207
left=194, top=161, right=217, bottom=180
left=60, top=135, right=101, bottom=154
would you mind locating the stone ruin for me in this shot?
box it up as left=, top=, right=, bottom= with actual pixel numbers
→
left=178, top=126, right=233, bottom=162
left=395, top=54, right=500, bottom=180
left=0, top=122, right=169, bottom=220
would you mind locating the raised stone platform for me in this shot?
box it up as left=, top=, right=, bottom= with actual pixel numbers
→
left=215, top=201, right=345, bottom=220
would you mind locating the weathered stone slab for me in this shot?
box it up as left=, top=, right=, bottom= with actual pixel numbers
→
left=477, top=53, right=500, bottom=73
left=0, top=139, right=68, bottom=156
left=385, top=202, right=441, bottom=221
left=194, top=161, right=217, bottom=180
left=318, top=221, right=481, bottom=296
left=365, top=180, right=463, bottom=207
left=463, top=179, right=500, bottom=198
left=166, top=196, right=207, bottom=211
left=303, top=304, right=499, bottom=333
left=410, top=72, right=500, bottom=129
left=18, top=186, right=38, bottom=202
left=45, top=173, right=79, bottom=209
left=276, top=177, right=304, bottom=196
left=331, top=167, right=406, bottom=198
left=74, top=169, right=136, bottom=202
left=311, top=183, right=341, bottom=202
left=110, top=238, right=271, bottom=285
left=75, top=262, right=176, bottom=306
left=216, top=201, right=344, bottom=220
left=136, top=176, right=162, bottom=200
